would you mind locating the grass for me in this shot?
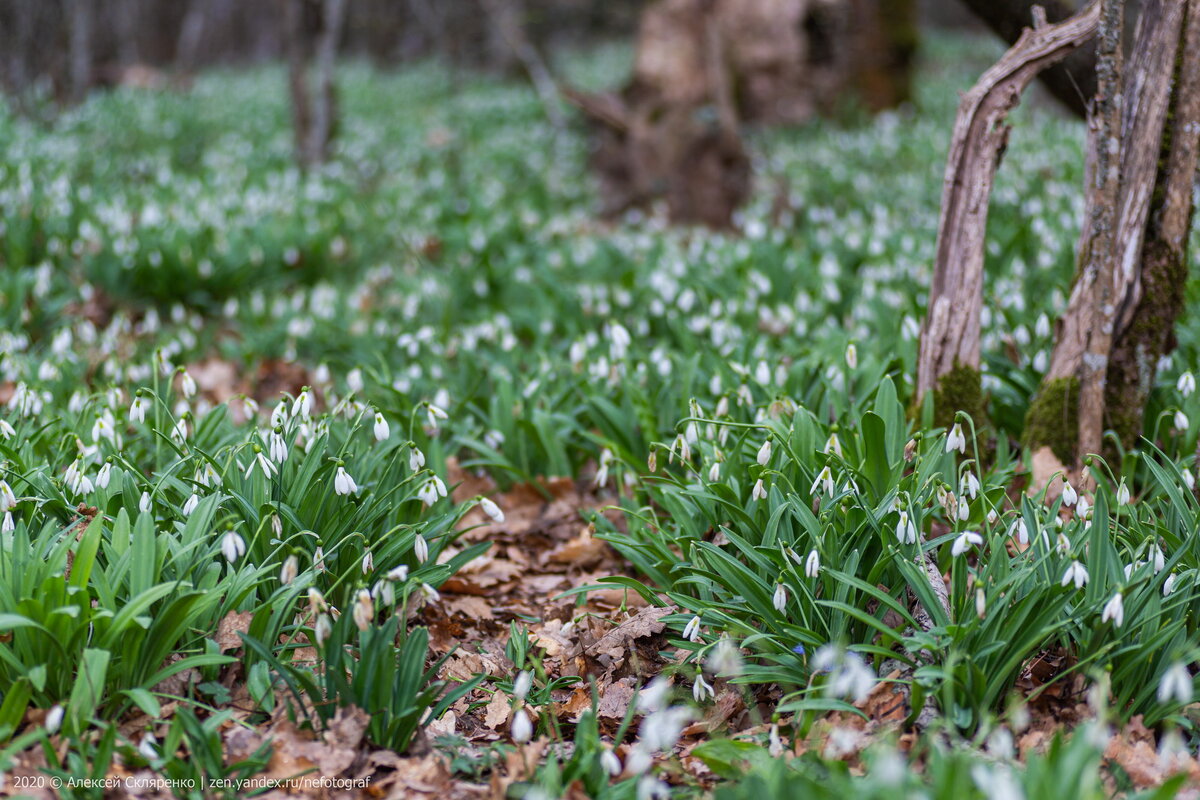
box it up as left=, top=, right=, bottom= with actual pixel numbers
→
left=0, top=33, right=1199, bottom=797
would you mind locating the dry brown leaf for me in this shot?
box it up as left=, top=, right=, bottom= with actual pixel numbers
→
left=216, top=610, right=254, bottom=652
left=586, top=606, right=674, bottom=660
left=545, top=526, right=610, bottom=567
left=596, top=678, right=636, bottom=719
left=484, top=691, right=511, bottom=729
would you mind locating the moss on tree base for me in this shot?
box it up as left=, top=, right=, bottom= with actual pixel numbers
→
left=931, top=362, right=986, bottom=432
left=1024, top=376, right=1079, bottom=465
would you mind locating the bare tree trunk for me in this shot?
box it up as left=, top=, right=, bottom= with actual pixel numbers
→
left=957, top=0, right=1097, bottom=118
left=176, top=0, right=208, bottom=76
left=307, top=0, right=348, bottom=164
left=66, top=0, right=94, bottom=103
left=916, top=3, right=1100, bottom=426
left=115, top=0, right=141, bottom=67
left=282, top=0, right=314, bottom=165
left=479, top=0, right=566, bottom=132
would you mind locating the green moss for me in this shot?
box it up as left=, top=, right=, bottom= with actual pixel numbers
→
left=931, top=362, right=986, bottom=431
left=1023, top=377, right=1079, bottom=465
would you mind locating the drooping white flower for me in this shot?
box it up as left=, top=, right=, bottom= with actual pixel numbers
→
left=333, top=466, right=358, bottom=496
left=269, top=430, right=289, bottom=464
left=409, top=446, right=426, bottom=472
left=756, top=439, right=772, bottom=467
left=772, top=582, right=788, bottom=613
left=1164, top=573, right=1178, bottom=596
left=221, top=531, right=246, bottom=564
left=361, top=550, right=374, bottom=574
left=951, top=531, right=983, bottom=557
left=45, top=704, right=64, bottom=735
left=130, top=395, right=147, bottom=424
left=1077, top=495, right=1091, bottom=518
left=1009, top=518, right=1029, bottom=546
left=280, top=555, right=299, bottom=585
left=1178, top=372, right=1196, bottom=397
left=0, top=481, right=15, bottom=511
left=139, top=491, right=152, bottom=513
left=314, top=613, right=332, bottom=646
left=0, top=420, right=14, bottom=439
left=138, top=733, right=158, bottom=761
left=693, top=674, right=715, bottom=703
left=373, top=412, right=389, bottom=442
left=245, top=450, right=277, bottom=480
left=805, top=549, right=821, bottom=578
left=513, top=670, right=533, bottom=702
left=1157, top=662, right=1192, bottom=706
left=946, top=423, right=967, bottom=454
left=510, top=709, right=533, bottom=743
left=845, top=342, right=858, bottom=369
left=1101, top=592, right=1125, bottom=627
left=425, top=402, right=449, bottom=429
left=1061, top=560, right=1089, bottom=589
left=353, top=589, right=374, bottom=630
left=417, top=476, right=447, bottom=506
left=682, top=615, right=702, bottom=642
left=387, top=564, right=409, bottom=582
left=1116, top=481, right=1131, bottom=506
left=600, top=747, right=622, bottom=776
left=1061, top=481, right=1078, bottom=507
left=182, top=493, right=200, bottom=516
left=1183, top=469, right=1196, bottom=491
left=975, top=587, right=987, bottom=619
left=708, top=461, right=721, bottom=482
left=810, top=466, right=834, bottom=497
left=825, top=432, right=843, bottom=458
left=752, top=478, right=768, bottom=502
left=180, top=370, right=197, bottom=399
left=2, top=512, right=13, bottom=533
left=292, top=388, right=311, bottom=421
left=707, top=637, right=744, bottom=677
left=895, top=510, right=917, bottom=545
left=414, top=534, right=430, bottom=563
left=1152, top=544, right=1166, bottom=574
left=479, top=496, right=504, bottom=523
left=961, top=472, right=980, bottom=500
left=1176, top=410, right=1190, bottom=431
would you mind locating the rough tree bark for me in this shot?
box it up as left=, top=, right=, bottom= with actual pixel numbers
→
left=1027, top=0, right=1195, bottom=477
left=66, top=0, right=94, bottom=103
left=282, top=0, right=348, bottom=167
left=915, top=3, right=1101, bottom=428
left=958, top=0, right=1097, bottom=118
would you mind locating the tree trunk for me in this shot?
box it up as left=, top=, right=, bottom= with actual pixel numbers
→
left=282, top=0, right=313, bottom=165
left=957, top=0, right=1097, bottom=118
left=176, top=0, right=209, bottom=76
left=916, top=3, right=1100, bottom=427
left=66, top=0, right=94, bottom=103
left=307, top=0, right=348, bottom=165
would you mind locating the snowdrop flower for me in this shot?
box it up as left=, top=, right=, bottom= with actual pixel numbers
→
left=333, top=466, right=358, bottom=496
left=130, top=394, right=147, bottom=424
left=772, top=582, right=788, bottom=613
left=409, top=446, right=426, bottom=472
left=1077, top=495, right=1091, bottom=518
left=0, top=420, right=13, bottom=440
left=387, top=564, right=409, bottom=582
left=1101, top=592, right=1125, bottom=627
left=768, top=724, right=785, bottom=757
left=45, top=705, right=64, bottom=735
left=637, top=676, right=673, bottom=713
left=96, top=462, right=113, bottom=490
left=292, top=388, right=311, bottom=421
left=895, top=510, right=917, bottom=545
left=1164, top=573, right=1178, bottom=596
left=245, top=450, right=277, bottom=480
left=961, top=472, right=980, bottom=500
left=756, top=439, right=772, bottom=466
left=805, top=549, right=821, bottom=578
left=314, top=613, right=333, bottom=646
left=1176, top=410, right=1190, bottom=431
left=1116, top=481, right=1131, bottom=505
left=180, top=370, right=197, bottom=399
left=951, top=530, right=983, bottom=557
left=708, top=461, right=721, bottom=482
left=0, top=481, right=15, bottom=511
left=280, top=555, right=299, bottom=585
left=353, top=589, right=374, bottom=630
left=417, top=476, right=447, bottom=506
left=845, top=342, right=858, bottom=369
left=810, top=466, right=834, bottom=497
left=820, top=649, right=876, bottom=703
left=707, top=637, right=744, bottom=677
left=221, top=531, right=246, bottom=564
left=682, top=615, right=702, bottom=642
left=139, top=491, right=152, bottom=513
left=513, top=671, right=533, bottom=702
left=1009, top=518, right=1029, bottom=546
left=693, top=674, right=715, bottom=703
left=1061, top=481, right=1078, bottom=507
left=946, top=423, right=967, bottom=454
left=1183, top=469, right=1196, bottom=491
left=241, top=395, right=260, bottom=419
left=986, top=508, right=998, bottom=525
left=1061, top=560, right=1089, bottom=589
left=425, top=402, right=448, bottom=429
left=957, top=501, right=970, bottom=521
left=509, top=709, right=533, bottom=743
left=752, top=478, right=768, bottom=502
left=373, top=412, right=389, bottom=442
left=1157, top=662, right=1192, bottom=705
left=1178, top=372, right=1196, bottom=397
left=2, top=512, right=13, bottom=534
left=825, top=432, right=843, bottom=458
left=269, top=430, right=289, bottom=464
left=600, top=747, right=622, bottom=776
left=182, top=493, right=199, bottom=516
left=308, top=587, right=329, bottom=614
left=636, top=776, right=670, bottom=800
left=975, top=587, right=987, bottom=619
left=479, top=496, right=504, bottom=523
left=607, top=321, right=632, bottom=360
left=1152, top=544, right=1165, bottom=573
left=361, top=550, right=374, bottom=574
left=138, top=734, right=158, bottom=761
left=414, top=534, right=430, bottom=563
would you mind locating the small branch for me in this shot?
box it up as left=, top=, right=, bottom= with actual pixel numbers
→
left=479, top=0, right=566, bottom=133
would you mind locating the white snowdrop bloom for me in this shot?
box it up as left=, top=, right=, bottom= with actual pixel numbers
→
left=1061, top=481, right=1078, bottom=507
left=1164, top=573, right=1178, bottom=596
left=425, top=402, right=448, bottom=429
left=1009, top=518, right=1029, bottom=546
left=1157, top=662, right=1192, bottom=705
left=1077, top=495, right=1091, bottom=518
left=1152, top=545, right=1166, bottom=573
left=607, top=321, right=632, bottom=360
left=1184, top=468, right=1196, bottom=491
left=756, top=439, right=772, bottom=466
left=1178, top=372, right=1196, bottom=397
left=951, top=531, right=983, bottom=557
left=373, top=580, right=396, bottom=607
left=0, top=420, right=14, bottom=439
left=1057, top=532, right=1072, bottom=554
left=221, top=531, right=246, bottom=564
left=768, top=724, right=785, bottom=757
left=414, top=534, right=430, bottom=563
left=895, top=510, right=917, bottom=545
left=180, top=370, right=197, bottom=399
left=347, top=368, right=365, bottom=394
left=280, top=555, right=299, bottom=585
left=95, top=462, right=113, bottom=490
left=0, top=481, right=15, bottom=511
left=308, top=587, right=329, bottom=614
left=353, top=589, right=374, bottom=631
left=1035, top=313, right=1052, bottom=338
left=1116, top=481, right=1131, bottom=505
left=637, top=676, right=673, bottom=713
left=636, top=775, right=671, bottom=800
left=707, top=637, right=744, bottom=677
left=805, top=549, right=821, bottom=578
left=479, top=496, right=504, bottom=523
left=826, top=651, right=877, bottom=703
left=45, top=704, right=64, bottom=735
left=180, top=492, right=199, bottom=516
left=987, top=509, right=998, bottom=525
left=333, top=466, right=358, bottom=496
left=419, top=582, right=441, bottom=603
left=751, top=478, right=768, bottom=502
left=958, top=501, right=970, bottom=521
left=961, top=472, right=980, bottom=500
left=139, top=491, right=152, bottom=513
left=409, top=446, right=426, bottom=472
left=387, top=564, right=409, bottom=582
left=138, top=734, right=158, bottom=761
left=1101, top=592, right=1125, bottom=627
left=292, top=388, right=311, bottom=421
left=245, top=451, right=277, bottom=480
left=314, top=613, right=333, bottom=646
left=693, top=674, right=715, bottom=703
left=708, top=461, right=721, bottom=482
left=270, top=402, right=287, bottom=428
left=600, top=747, right=622, bottom=776
left=129, top=395, right=147, bottom=424
left=2, top=512, right=13, bottom=534
left=373, top=412, right=389, bottom=442
left=1061, top=561, right=1089, bottom=589
left=946, top=423, right=967, bottom=454
left=513, top=671, right=533, bottom=702
left=361, top=550, right=374, bottom=574
left=241, top=395, right=260, bottom=419
left=172, top=416, right=188, bottom=442
left=266, top=430, right=288, bottom=464
left=811, top=466, right=834, bottom=497
left=1176, top=410, right=1190, bottom=431
left=682, top=615, right=702, bottom=642
left=772, top=582, right=788, bottom=613
left=975, top=587, right=987, bottom=619
left=417, top=476, right=447, bottom=506
left=825, top=432, right=843, bottom=457
left=845, top=342, right=858, bottom=369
